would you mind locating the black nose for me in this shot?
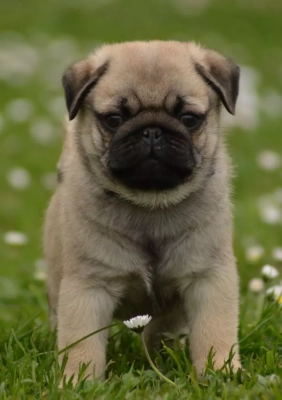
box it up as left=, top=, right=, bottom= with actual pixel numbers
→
left=142, top=127, right=162, bottom=145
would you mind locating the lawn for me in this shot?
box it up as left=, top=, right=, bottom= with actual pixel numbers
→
left=0, top=0, right=282, bottom=398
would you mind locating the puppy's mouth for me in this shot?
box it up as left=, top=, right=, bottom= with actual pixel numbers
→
left=108, top=126, right=195, bottom=191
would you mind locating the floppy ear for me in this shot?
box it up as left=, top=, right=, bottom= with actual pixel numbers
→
left=194, top=49, right=240, bottom=115
left=62, top=59, right=108, bottom=120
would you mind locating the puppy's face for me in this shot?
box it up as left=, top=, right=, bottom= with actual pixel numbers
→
left=63, top=41, right=239, bottom=206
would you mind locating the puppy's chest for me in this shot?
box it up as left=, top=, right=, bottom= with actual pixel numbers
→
left=115, top=239, right=181, bottom=320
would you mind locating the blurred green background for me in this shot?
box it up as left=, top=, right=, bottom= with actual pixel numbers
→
left=0, top=0, right=282, bottom=326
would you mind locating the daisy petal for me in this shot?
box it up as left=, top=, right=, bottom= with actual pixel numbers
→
left=261, top=265, right=279, bottom=280
left=248, top=278, right=264, bottom=292
left=123, top=315, right=152, bottom=333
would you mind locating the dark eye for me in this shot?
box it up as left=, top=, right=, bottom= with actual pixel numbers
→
left=104, top=114, right=123, bottom=130
left=181, top=114, right=200, bottom=128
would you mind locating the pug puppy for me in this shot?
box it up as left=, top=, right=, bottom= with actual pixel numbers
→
left=44, top=41, right=241, bottom=382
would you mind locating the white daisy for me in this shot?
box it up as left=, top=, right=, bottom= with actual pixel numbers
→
left=34, top=270, right=47, bottom=281
left=261, top=265, right=279, bottom=280
left=257, top=150, right=281, bottom=171
left=272, top=247, right=282, bottom=262
left=259, top=204, right=281, bottom=225
left=6, top=98, right=34, bottom=123
left=34, top=259, right=47, bottom=281
left=268, top=374, right=281, bottom=385
left=4, top=231, right=28, bottom=246
left=266, top=285, right=282, bottom=300
left=7, top=167, right=31, bottom=190
left=124, top=314, right=176, bottom=386
left=246, top=245, right=264, bottom=263
left=0, top=38, right=39, bottom=84
left=123, top=315, right=152, bottom=333
left=248, top=278, right=264, bottom=293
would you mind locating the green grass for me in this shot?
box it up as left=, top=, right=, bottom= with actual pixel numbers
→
left=0, top=0, right=282, bottom=398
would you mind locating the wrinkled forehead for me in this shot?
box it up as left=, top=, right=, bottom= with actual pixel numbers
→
left=91, top=46, right=210, bottom=114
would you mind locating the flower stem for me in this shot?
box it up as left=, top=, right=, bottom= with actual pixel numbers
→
left=141, top=333, right=176, bottom=386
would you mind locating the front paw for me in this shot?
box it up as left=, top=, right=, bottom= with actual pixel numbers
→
left=194, top=356, right=242, bottom=375
left=59, top=361, right=105, bottom=388
left=212, top=357, right=242, bottom=373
